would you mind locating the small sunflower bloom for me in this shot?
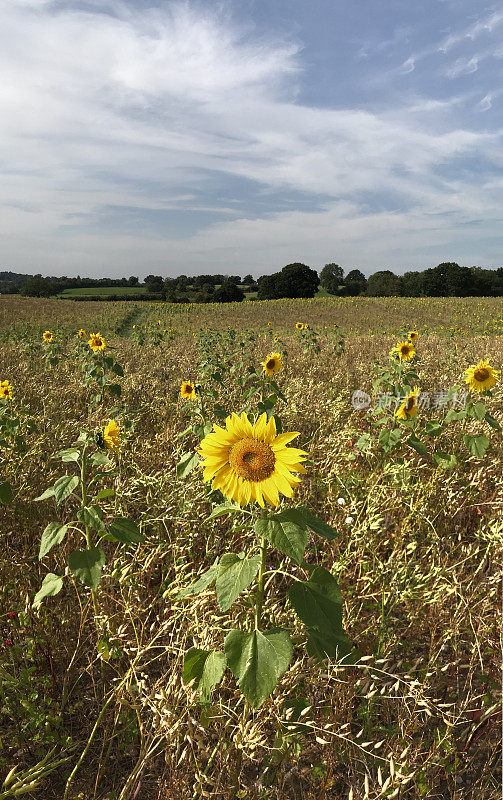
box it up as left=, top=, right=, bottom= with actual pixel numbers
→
left=295, top=322, right=304, bottom=331
left=464, top=360, right=500, bottom=393
left=88, top=333, right=106, bottom=352
left=42, top=330, right=53, bottom=343
left=0, top=380, right=13, bottom=400
left=199, top=412, right=307, bottom=508
left=77, top=329, right=86, bottom=339
left=395, top=386, right=420, bottom=420
left=261, top=352, right=282, bottom=377
left=390, top=340, right=415, bottom=361
left=103, top=419, right=121, bottom=451
left=180, top=381, right=197, bottom=400
left=408, top=331, right=418, bottom=342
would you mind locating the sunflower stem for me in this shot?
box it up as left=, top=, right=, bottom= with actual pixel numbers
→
left=255, top=523, right=268, bottom=630
left=81, top=444, right=100, bottom=626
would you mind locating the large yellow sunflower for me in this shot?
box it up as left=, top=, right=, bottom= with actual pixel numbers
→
left=199, top=412, right=307, bottom=508
left=77, top=329, right=86, bottom=338
left=408, top=331, right=418, bottom=342
left=88, top=333, right=106, bottom=352
left=261, top=352, right=282, bottom=377
left=390, top=340, right=415, bottom=361
left=42, top=330, right=53, bottom=343
left=103, top=419, right=121, bottom=451
left=180, top=381, right=197, bottom=400
left=395, top=386, right=420, bottom=420
left=0, top=380, right=13, bottom=400
left=464, top=359, right=500, bottom=393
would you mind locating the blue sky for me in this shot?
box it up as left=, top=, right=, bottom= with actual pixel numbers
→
left=1, top=0, right=502, bottom=278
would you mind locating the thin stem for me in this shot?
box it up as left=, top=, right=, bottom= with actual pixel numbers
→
left=255, top=526, right=268, bottom=631
left=81, top=445, right=100, bottom=625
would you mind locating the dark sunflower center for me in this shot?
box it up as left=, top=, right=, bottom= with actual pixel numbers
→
left=185, top=384, right=194, bottom=394
left=400, top=345, right=411, bottom=355
left=266, top=359, right=275, bottom=370
left=405, top=397, right=415, bottom=411
left=229, top=438, right=275, bottom=482
left=474, top=368, right=490, bottom=382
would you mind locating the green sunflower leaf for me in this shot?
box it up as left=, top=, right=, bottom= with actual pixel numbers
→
left=39, top=522, right=68, bottom=559
left=215, top=553, right=261, bottom=612
left=464, top=434, right=490, bottom=458
left=182, top=648, right=227, bottom=702
left=176, top=451, right=200, bottom=479
left=255, top=512, right=308, bottom=564
left=224, top=628, right=293, bottom=708
left=33, top=573, right=64, bottom=608
left=69, top=547, right=106, bottom=589
left=177, top=559, right=219, bottom=599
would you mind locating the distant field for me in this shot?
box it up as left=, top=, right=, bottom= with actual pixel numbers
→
left=59, top=286, right=147, bottom=297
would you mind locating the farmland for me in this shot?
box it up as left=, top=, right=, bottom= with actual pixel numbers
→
left=0, top=294, right=501, bottom=800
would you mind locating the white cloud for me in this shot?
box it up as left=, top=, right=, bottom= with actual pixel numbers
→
left=0, top=0, right=502, bottom=275
left=445, top=55, right=479, bottom=77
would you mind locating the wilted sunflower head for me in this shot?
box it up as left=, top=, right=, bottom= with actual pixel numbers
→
left=395, top=386, right=420, bottom=420
left=199, top=411, right=307, bottom=508
left=391, top=340, right=415, bottom=361
left=43, top=330, right=53, bottom=343
left=295, top=322, right=304, bottom=331
left=180, top=381, right=197, bottom=400
left=77, top=329, right=86, bottom=338
left=88, top=333, right=106, bottom=352
left=103, top=419, right=121, bottom=451
left=464, top=359, right=500, bottom=393
left=408, top=331, right=418, bottom=342
left=0, top=380, right=13, bottom=400
left=261, top=352, right=282, bottom=377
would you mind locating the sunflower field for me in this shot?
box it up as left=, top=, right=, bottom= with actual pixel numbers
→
left=0, top=294, right=501, bottom=800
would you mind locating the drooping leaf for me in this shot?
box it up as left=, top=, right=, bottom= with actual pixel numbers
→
left=177, top=559, right=219, bottom=599
left=53, top=475, right=79, bottom=503
left=464, top=434, right=490, bottom=458
left=69, top=547, right=106, bottom=589
left=77, top=505, right=105, bottom=532
left=39, top=522, right=68, bottom=559
left=205, top=503, right=243, bottom=521
left=215, top=553, right=261, bottom=612
left=182, top=648, right=227, bottom=701
left=288, top=567, right=343, bottom=637
left=0, top=481, right=13, bottom=505
left=433, top=451, right=457, bottom=469
left=425, top=420, right=443, bottom=437
left=107, top=517, right=144, bottom=543
left=176, top=451, right=200, bottom=479
left=255, top=513, right=308, bottom=565
left=224, top=628, right=293, bottom=708
left=407, top=434, right=430, bottom=461
left=56, top=448, right=80, bottom=463
left=298, top=509, right=339, bottom=541
left=485, top=412, right=501, bottom=432
left=95, top=487, right=115, bottom=500
left=33, top=573, right=64, bottom=607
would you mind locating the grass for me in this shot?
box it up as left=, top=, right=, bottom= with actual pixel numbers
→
left=59, top=287, right=148, bottom=298
left=0, top=296, right=501, bottom=799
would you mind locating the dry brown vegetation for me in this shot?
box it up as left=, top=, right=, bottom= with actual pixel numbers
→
left=0, top=296, right=501, bottom=800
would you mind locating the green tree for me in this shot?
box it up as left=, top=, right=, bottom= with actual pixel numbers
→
left=20, top=274, right=54, bottom=297
left=144, top=275, right=163, bottom=293
left=344, top=269, right=367, bottom=295
left=320, top=263, right=344, bottom=295
left=366, top=270, right=401, bottom=297
left=400, top=270, right=425, bottom=296
left=214, top=282, right=245, bottom=303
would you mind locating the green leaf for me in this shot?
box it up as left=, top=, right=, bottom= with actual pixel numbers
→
left=39, top=522, right=68, bottom=559
left=255, top=513, right=308, bottom=565
left=69, top=547, right=106, bottom=589
left=433, top=451, right=457, bottom=469
left=215, top=553, right=261, bottom=612
left=425, top=420, right=443, bottom=437
left=34, top=486, right=55, bottom=501
left=89, top=452, right=111, bottom=466
left=107, top=517, right=144, bottom=543
left=212, top=403, right=228, bottom=419
left=224, top=628, right=293, bottom=708
left=298, top=509, right=339, bottom=541
left=177, top=559, right=219, bottom=598
left=464, top=434, right=490, bottom=458
left=33, top=573, right=64, bottom=607
left=407, top=434, right=430, bottom=461
left=0, top=481, right=13, bottom=505
left=111, top=362, right=124, bottom=377
left=468, top=402, right=486, bottom=421
left=445, top=409, right=466, bottom=423
left=77, top=505, right=105, bottom=532
left=288, top=567, right=343, bottom=638
left=56, top=448, right=80, bottom=463
left=176, top=451, right=200, bottom=479
left=306, top=628, right=354, bottom=662
left=95, top=487, right=115, bottom=500
left=182, top=648, right=227, bottom=701
left=355, top=433, right=371, bottom=452
left=485, top=412, right=501, bottom=432
left=205, top=502, right=243, bottom=521
left=52, top=475, right=79, bottom=503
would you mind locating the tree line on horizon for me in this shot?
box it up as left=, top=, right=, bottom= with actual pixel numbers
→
left=1, top=261, right=502, bottom=301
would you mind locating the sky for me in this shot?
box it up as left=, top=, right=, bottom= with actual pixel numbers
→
left=1, top=0, right=502, bottom=279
